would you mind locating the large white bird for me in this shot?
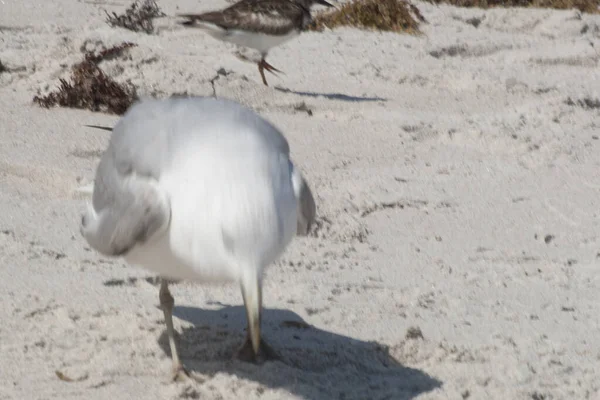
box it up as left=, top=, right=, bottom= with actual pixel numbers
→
left=80, top=96, right=316, bottom=380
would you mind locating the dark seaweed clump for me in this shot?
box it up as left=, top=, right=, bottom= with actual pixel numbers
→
left=33, top=42, right=138, bottom=115
left=105, top=0, right=166, bottom=34
left=309, top=0, right=425, bottom=33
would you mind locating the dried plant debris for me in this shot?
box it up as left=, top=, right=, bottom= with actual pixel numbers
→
left=105, top=0, right=166, bottom=34
left=55, top=370, right=89, bottom=382
left=565, top=96, right=600, bottom=109
left=430, top=0, right=600, bottom=14
left=309, top=0, right=425, bottom=33
left=84, top=42, right=138, bottom=64
left=405, top=326, right=425, bottom=340
left=33, top=42, right=138, bottom=115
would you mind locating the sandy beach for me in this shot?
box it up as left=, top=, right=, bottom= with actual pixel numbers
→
left=1, top=0, right=599, bottom=398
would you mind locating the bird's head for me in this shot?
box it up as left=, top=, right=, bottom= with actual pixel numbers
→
left=299, top=0, right=334, bottom=30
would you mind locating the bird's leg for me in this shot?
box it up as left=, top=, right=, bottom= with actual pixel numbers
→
left=257, top=61, right=269, bottom=86
left=236, top=273, right=280, bottom=363
left=236, top=331, right=280, bottom=363
left=159, top=279, right=189, bottom=381
left=257, top=54, right=283, bottom=87
left=260, top=58, right=283, bottom=75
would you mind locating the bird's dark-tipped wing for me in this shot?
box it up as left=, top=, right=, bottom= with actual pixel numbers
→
left=80, top=105, right=172, bottom=257
left=179, top=0, right=306, bottom=35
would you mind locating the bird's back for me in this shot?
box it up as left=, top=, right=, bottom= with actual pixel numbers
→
left=179, top=0, right=310, bottom=36
left=83, top=97, right=299, bottom=283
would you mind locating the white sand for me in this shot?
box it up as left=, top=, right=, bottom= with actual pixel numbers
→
left=1, top=0, right=599, bottom=399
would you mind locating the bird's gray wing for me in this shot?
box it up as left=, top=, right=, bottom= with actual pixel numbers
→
left=80, top=96, right=297, bottom=255
left=180, top=11, right=299, bottom=35
left=80, top=100, right=172, bottom=257
left=288, top=159, right=316, bottom=236
left=215, top=96, right=312, bottom=234
left=296, top=176, right=316, bottom=236
left=178, top=0, right=304, bottom=35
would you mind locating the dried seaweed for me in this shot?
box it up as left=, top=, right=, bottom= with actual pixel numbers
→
left=309, top=0, right=424, bottom=33
left=565, top=96, right=600, bottom=109
left=33, top=42, right=138, bottom=115
left=430, top=0, right=600, bottom=13
left=105, top=0, right=166, bottom=34
left=84, top=42, right=137, bottom=64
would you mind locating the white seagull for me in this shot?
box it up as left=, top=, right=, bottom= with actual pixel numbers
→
left=80, top=96, right=316, bottom=380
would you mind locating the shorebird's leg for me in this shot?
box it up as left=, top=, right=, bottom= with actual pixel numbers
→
left=236, top=272, right=279, bottom=363
left=260, top=58, right=283, bottom=75
left=159, top=279, right=189, bottom=381
left=257, top=61, right=269, bottom=86
left=257, top=53, right=283, bottom=86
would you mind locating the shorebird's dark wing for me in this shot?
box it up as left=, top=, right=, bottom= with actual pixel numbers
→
left=179, top=0, right=305, bottom=35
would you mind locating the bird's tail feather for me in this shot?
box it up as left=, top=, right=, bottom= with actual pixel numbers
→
left=289, top=162, right=316, bottom=236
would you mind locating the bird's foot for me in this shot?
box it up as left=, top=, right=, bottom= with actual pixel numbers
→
left=235, top=336, right=280, bottom=364
left=170, top=363, right=191, bottom=383
left=258, top=59, right=283, bottom=76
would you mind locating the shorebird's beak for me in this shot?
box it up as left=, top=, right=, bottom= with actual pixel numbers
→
left=241, top=274, right=262, bottom=357
left=315, top=0, right=335, bottom=7
left=84, top=124, right=113, bottom=132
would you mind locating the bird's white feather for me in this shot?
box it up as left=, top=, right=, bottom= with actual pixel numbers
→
left=81, top=96, right=305, bottom=285
left=193, top=21, right=299, bottom=54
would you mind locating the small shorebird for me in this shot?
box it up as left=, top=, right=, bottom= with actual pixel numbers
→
left=179, top=0, right=334, bottom=86
left=80, top=96, right=316, bottom=380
